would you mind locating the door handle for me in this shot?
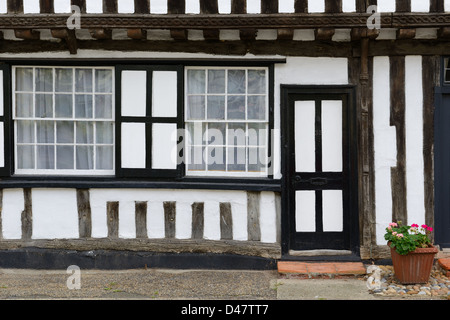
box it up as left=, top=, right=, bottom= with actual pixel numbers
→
left=309, top=177, right=328, bottom=186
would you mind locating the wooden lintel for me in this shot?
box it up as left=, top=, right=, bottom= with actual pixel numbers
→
left=315, top=28, right=335, bottom=40
left=14, top=29, right=40, bottom=40
left=397, top=28, right=416, bottom=40
left=203, top=29, right=220, bottom=41
left=51, top=28, right=78, bottom=54
left=127, top=28, right=147, bottom=39
left=240, top=29, right=257, bottom=41
left=277, top=28, right=294, bottom=40
left=89, top=28, right=112, bottom=40
left=170, top=29, right=188, bottom=40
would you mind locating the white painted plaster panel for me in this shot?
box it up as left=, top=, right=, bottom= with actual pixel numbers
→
left=322, top=190, right=343, bottom=232
left=218, top=0, right=231, bottom=13
left=259, top=191, right=277, bottom=243
left=411, top=0, right=430, bottom=12
left=147, top=200, right=165, bottom=239
left=32, top=189, right=78, bottom=239
left=405, top=56, right=426, bottom=226
left=118, top=200, right=136, bottom=238
left=54, top=0, right=71, bottom=13
left=186, top=0, right=200, bottom=13
left=23, top=0, right=39, bottom=13
left=308, top=0, right=325, bottom=12
left=0, top=122, right=4, bottom=167
left=295, top=100, right=316, bottom=173
left=0, top=0, right=6, bottom=14
left=86, top=0, right=102, bottom=13
left=373, top=56, right=397, bottom=244
left=293, top=30, right=315, bottom=41
left=121, top=70, right=147, bottom=117
left=121, top=123, right=146, bottom=168
left=445, top=0, right=450, bottom=12
left=322, top=100, right=343, bottom=172
left=150, top=0, right=167, bottom=13
left=295, top=191, right=316, bottom=232
left=342, top=0, right=356, bottom=12
left=1, top=189, right=24, bottom=239
left=377, top=0, right=395, bottom=12
left=118, top=0, right=134, bottom=13
left=152, top=123, right=177, bottom=170
left=247, top=0, right=261, bottom=13
left=152, top=71, right=178, bottom=118
left=279, top=0, right=295, bottom=13
left=204, top=202, right=220, bottom=240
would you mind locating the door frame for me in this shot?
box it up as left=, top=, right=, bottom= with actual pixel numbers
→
left=280, top=85, right=359, bottom=258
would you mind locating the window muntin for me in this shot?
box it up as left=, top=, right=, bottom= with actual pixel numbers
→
left=185, top=67, right=269, bottom=177
left=13, top=66, right=115, bottom=175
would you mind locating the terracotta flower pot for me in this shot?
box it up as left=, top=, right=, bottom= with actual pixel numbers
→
left=389, top=242, right=438, bottom=284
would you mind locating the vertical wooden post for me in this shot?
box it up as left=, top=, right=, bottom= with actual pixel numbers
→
left=294, top=0, right=307, bottom=13
left=261, top=0, right=278, bottom=13
left=430, top=0, right=444, bottom=12
left=77, top=189, right=92, bottom=238
left=231, top=0, right=246, bottom=13
left=191, top=202, right=204, bottom=240
left=168, top=0, right=185, bottom=14
left=247, top=191, right=261, bottom=241
left=103, top=0, right=118, bottom=13
left=390, top=56, right=408, bottom=225
left=7, top=0, right=23, bottom=13
left=107, top=201, right=119, bottom=238
left=40, top=0, right=54, bottom=13
left=396, top=0, right=411, bottom=12
left=325, top=0, right=342, bottom=13
left=135, top=201, right=148, bottom=238
left=164, top=201, right=176, bottom=239
left=71, top=0, right=86, bottom=13
left=0, top=189, right=3, bottom=240
left=200, top=0, right=218, bottom=13
left=219, top=202, right=233, bottom=240
left=21, top=188, right=32, bottom=240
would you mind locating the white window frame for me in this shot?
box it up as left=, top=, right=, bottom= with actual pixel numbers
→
left=12, top=66, right=115, bottom=176
left=185, top=66, right=270, bottom=178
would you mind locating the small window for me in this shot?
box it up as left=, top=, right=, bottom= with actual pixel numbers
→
left=13, top=66, right=115, bottom=175
left=185, top=67, right=269, bottom=177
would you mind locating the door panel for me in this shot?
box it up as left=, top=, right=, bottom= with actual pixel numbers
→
left=281, top=86, right=358, bottom=254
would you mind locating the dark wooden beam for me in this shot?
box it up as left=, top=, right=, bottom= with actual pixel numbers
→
left=107, top=201, right=119, bottom=238
left=134, top=0, right=149, bottom=13
left=103, top=0, right=117, bottom=13
left=127, top=28, right=147, bottom=39
left=168, top=0, right=185, bottom=14
left=315, top=28, right=335, bottom=40
left=89, top=28, right=112, bottom=39
left=325, top=0, right=342, bottom=13
left=135, top=201, right=148, bottom=239
left=51, top=29, right=78, bottom=54
left=14, top=29, right=40, bottom=40
left=40, top=0, right=54, bottom=13
left=76, top=189, right=91, bottom=238
left=277, top=28, right=294, bottom=40
left=21, top=188, right=32, bottom=240
left=240, top=29, right=257, bottom=41
left=430, top=0, right=444, bottom=12
left=71, top=0, right=86, bottom=13
left=7, top=0, right=23, bottom=13
left=247, top=191, right=261, bottom=241
left=170, top=29, right=188, bottom=40
left=294, top=0, right=307, bottom=13
left=203, top=29, right=220, bottom=41
left=164, top=201, right=176, bottom=239
left=397, top=28, right=416, bottom=39
left=396, top=0, right=411, bottom=12
left=220, top=202, right=233, bottom=240
left=200, top=0, right=218, bottom=14
left=231, top=0, right=246, bottom=13
left=261, top=0, right=278, bottom=14
left=191, top=202, right=204, bottom=240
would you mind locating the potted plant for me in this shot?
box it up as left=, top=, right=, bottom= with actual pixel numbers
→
left=384, top=222, right=438, bottom=284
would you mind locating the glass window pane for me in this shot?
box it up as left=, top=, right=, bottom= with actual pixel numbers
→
left=227, top=95, right=245, bottom=120
left=17, top=120, right=34, bottom=143
left=35, top=94, right=53, bottom=118
left=95, top=94, right=113, bottom=119
left=95, top=69, right=112, bottom=93
left=75, top=69, right=93, bottom=92
left=188, top=146, right=205, bottom=171
left=35, top=68, right=53, bottom=92
left=76, top=145, right=94, bottom=169
left=227, top=70, right=246, bottom=94
left=95, top=121, right=114, bottom=144
left=187, top=95, right=205, bottom=120
left=15, top=93, right=33, bottom=118
left=55, top=94, right=73, bottom=118
left=96, top=146, right=113, bottom=170
left=208, top=123, right=226, bottom=146
left=36, top=120, right=54, bottom=143
left=187, top=122, right=206, bottom=146
left=16, top=68, right=33, bottom=91
left=207, top=146, right=225, bottom=171
left=56, top=121, right=74, bottom=143
left=207, top=95, right=225, bottom=120
left=248, top=70, right=266, bottom=94
left=187, top=69, right=205, bottom=94
left=75, top=94, right=93, bottom=118
left=17, top=145, right=35, bottom=169
left=56, top=145, right=74, bottom=169
left=76, top=121, right=94, bottom=144
left=228, top=123, right=246, bottom=146
left=248, top=147, right=266, bottom=172
left=247, top=95, right=266, bottom=120
left=55, top=68, right=73, bottom=92
left=248, top=123, right=267, bottom=147
left=37, top=145, right=55, bottom=169
left=227, top=146, right=246, bottom=171
left=207, top=69, right=225, bottom=93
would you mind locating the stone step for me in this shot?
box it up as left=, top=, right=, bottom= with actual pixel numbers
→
left=438, top=258, right=450, bottom=277
left=277, top=261, right=367, bottom=277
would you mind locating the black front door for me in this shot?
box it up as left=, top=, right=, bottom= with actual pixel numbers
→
left=281, top=86, right=358, bottom=255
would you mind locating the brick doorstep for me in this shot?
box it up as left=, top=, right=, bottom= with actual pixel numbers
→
left=277, top=261, right=366, bottom=276
left=438, top=258, right=450, bottom=277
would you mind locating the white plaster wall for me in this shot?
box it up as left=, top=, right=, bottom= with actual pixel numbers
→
left=31, top=189, right=79, bottom=239
left=1, top=189, right=24, bottom=239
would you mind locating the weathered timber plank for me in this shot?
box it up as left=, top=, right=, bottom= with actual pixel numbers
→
left=21, top=188, right=32, bottom=240
left=191, top=202, right=204, bottom=240
left=107, top=201, right=119, bottom=238
left=7, top=0, right=23, bottom=13
left=231, top=0, right=246, bottom=13
left=389, top=56, right=407, bottom=225
left=135, top=201, right=148, bottom=239
left=200, top=0, right=218, bottom=14
left=325, top=0, right=342, bottom=13
left=220, top=202, right=233, bottom=240
left=294, top=0, right=307, bottom=13
left=134, top=0, right=149, bottom=13
left=40, top=0, right=54, bottom=13
left=71, top=0, right=86, bottom=13
left=168, top=0, right=185, bottom=14
left=0, top=189, right=3, bottom=240
left=51, top=29, right=77, bottom=54
left=396, top=0, right=411, bottom=12
left=261, top=0, right=278, bottom=14
left=430, top=0, right=444, bottom=12
left=164, top=201, right=176, bottom=239
left=247, top=191, right=261, bottom=241
left=103, top=0, right=118, bottom=13
left=76, top=189, right=92, bottom=238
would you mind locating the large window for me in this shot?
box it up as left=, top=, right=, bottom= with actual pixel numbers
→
left=13, top=66, right=115, bottom=175
left=185, top=67, right=269, bottom=177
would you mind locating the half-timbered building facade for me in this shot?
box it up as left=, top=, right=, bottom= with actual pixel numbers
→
left=0, top=0, right=448, bottom=268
